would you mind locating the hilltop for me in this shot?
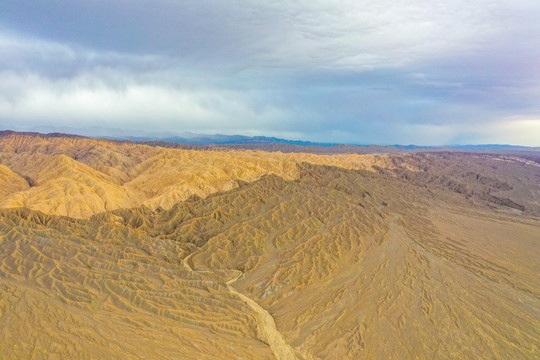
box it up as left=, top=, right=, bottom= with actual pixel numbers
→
left=0, top=131, right=411, bottom=218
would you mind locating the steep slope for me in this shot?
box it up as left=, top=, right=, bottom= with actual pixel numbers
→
left=0, top=164, right=29, bottom=200
left=123, top=149, right=300, bottom=210
left=0, top=132, right=161, bottom=183
left=0, top=132, right=407, bottom=217
left=0, top=155, right=143, bottom=218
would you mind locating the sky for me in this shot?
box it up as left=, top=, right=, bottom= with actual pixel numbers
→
left=0, top=0, right=539, bottom=145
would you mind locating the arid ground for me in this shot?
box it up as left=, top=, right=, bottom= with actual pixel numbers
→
left=0, top=132, right=539, bottom=359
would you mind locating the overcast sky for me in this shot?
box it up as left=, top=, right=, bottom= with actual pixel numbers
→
left=1, top=0, right=539, bottom=145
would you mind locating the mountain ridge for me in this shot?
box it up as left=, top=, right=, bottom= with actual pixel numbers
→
left=2, top=130, right=538, bottom=154
left=0, top=131, right=409, bottom=218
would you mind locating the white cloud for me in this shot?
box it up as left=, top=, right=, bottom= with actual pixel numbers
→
left=452, top=117, right=540, bottom=146
left=0, top=71, right=292, bottom=134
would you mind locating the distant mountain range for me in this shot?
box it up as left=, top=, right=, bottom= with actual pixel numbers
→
left=100, top=133, right=536, bottom=151
left=1, top=128, right=538, bottom=154
left=106, top=134, right=341, bottom=147
left=101, top=133, right=539, bottom=156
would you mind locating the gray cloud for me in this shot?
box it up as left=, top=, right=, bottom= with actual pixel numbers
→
left=0, top=0, right=539, bottom=145
left=0, top=0, right=508, bottom=70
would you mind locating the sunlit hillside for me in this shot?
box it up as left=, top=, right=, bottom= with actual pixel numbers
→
left=0, top=132, right=408, bottom=218
left=0, top=132, right=539, bottom=359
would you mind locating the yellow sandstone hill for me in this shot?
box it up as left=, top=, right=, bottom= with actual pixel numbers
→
left=2, top=154, right=143, bottom=218
left=0, top=164, right=29, bottom=200
left=0, top=132, right=539, bottom=360
left=0, top=133, right=403, bottom=218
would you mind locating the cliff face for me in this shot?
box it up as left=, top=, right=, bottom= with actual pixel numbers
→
left=0, top=132, right=539, bottom=359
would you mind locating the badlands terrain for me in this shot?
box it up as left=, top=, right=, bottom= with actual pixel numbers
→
left=0, top=131, right=539, bottom=359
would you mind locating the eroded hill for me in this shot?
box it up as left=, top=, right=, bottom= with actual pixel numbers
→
left=0, top=132, right=539, bottom=359
left=0, top=132, right=405, bottom=218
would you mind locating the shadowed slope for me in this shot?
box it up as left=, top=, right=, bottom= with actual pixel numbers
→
left=0, top=164, right=29, bottom=200
left=377, top=152, right=540, bottom=216
left=0, top=132, right=404, bottom=218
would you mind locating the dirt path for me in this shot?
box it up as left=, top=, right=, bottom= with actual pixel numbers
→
left=226, top=271, right=299, bottom=360
left=182, top=252, right=209, bottom=273
left=182, top=253, right=298, bottom=360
